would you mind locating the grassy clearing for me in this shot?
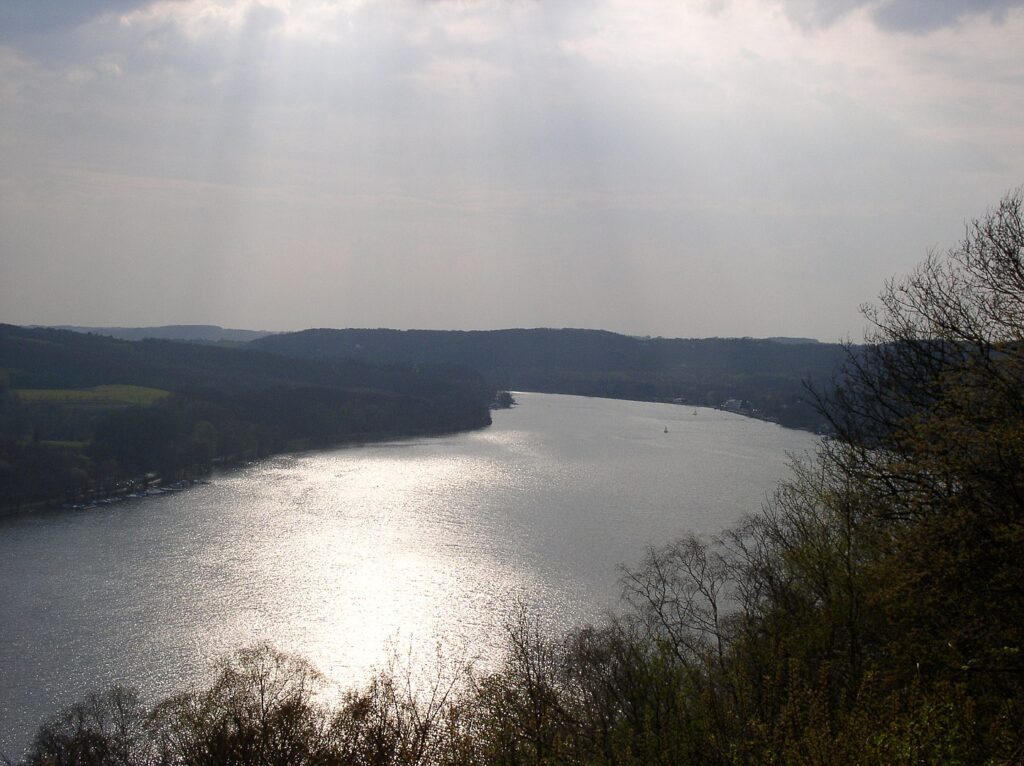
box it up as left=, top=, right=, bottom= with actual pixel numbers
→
left=39, top=440, right=87, bottom=450
left=14, top=385, right=170, bottom=405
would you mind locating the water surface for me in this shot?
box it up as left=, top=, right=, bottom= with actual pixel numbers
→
left=0, top=393, right=816, bottom=756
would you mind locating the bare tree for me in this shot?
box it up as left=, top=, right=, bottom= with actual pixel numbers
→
left=148, top=643, right=334, bottom=766
left=22, top=686, right=153, bottom=766
left=620, top=533, right=733, bottom=671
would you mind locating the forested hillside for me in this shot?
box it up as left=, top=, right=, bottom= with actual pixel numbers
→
left=0, top=326, right=494, bottom=512
left=253, top=329, right=847, bottom=430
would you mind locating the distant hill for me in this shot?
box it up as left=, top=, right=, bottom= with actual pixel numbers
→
left=252, top=328, right=849, bottom=431
left=49, top=324, right=275, bottom=343
left=766, top=336, right=821, bottom=345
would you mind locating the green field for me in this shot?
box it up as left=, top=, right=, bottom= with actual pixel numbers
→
left=14, top=385, right=170, bottom=405
left=39, top=440, right=87, bottom=450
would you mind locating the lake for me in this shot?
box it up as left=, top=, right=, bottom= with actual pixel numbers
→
left=0, top=393, right=817, bottom=756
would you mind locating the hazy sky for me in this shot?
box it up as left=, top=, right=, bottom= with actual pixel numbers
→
left=1, top=0, right=1022, bottom=340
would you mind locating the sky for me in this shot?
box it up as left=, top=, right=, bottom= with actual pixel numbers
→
left=1, top=0, right=1022, bottom=341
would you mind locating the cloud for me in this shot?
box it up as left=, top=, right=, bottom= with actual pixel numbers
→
left=0, top=1, right=163, bottom=38
left=783, top=0, right=1024, bottom=32
left=1, top=0, right=1023, bottom=338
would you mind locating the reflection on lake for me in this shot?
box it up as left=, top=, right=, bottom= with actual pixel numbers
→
left=0, top=393, right=816, bottom=756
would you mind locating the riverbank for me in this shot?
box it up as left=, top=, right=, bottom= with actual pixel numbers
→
left=0, top=415, right=501, bottom=519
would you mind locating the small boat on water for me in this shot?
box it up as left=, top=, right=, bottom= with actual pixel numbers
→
left=664, top=426, right=669, bottom=433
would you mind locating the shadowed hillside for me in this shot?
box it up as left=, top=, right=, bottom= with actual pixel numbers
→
left=253, top=328, right=848, bottom=430
left=0, top=325, right=494, bottom=513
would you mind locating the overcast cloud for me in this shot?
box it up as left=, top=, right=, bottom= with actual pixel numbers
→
left=783, top=0, right=1024, bottom=31
left=1, top=0, right=1022, bottom=340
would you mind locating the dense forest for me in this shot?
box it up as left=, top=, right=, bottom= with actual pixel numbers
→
left=55, top=322, right=849, bottom=431
left=0, top=326, right=495, bottom=513
left=253, top=329, right=847, bottom=431
left=15, top=196, right=1024, bottom=764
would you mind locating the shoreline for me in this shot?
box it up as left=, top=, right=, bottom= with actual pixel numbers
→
left=0, top=418, right=498, bottom=520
